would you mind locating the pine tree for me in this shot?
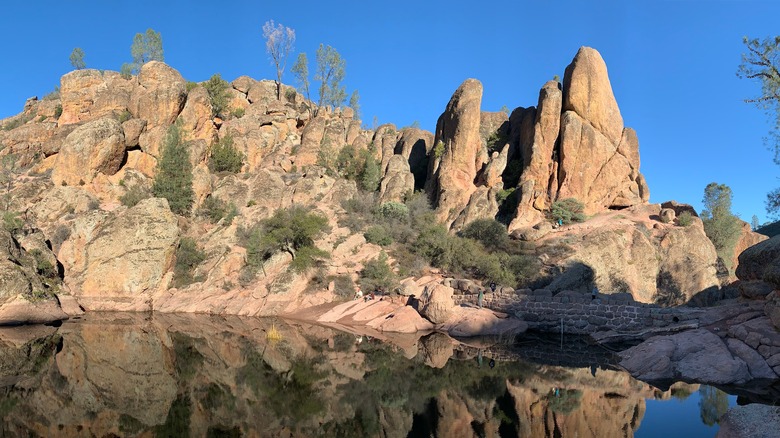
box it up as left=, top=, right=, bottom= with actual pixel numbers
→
left=152, top=124, right=194, bottom=215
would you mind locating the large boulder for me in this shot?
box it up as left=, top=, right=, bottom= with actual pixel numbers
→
left=428, top=79, right=483, bottom=228
left=51, top=117, right=126, bottom=186
left=619, top=329, right=752, bottom=384
left=59, top=198, right=179, bottom=311
left=420, top=284, right=456, bottom=324
left=59, top=69, right=134, bottom=126
left=128, top=61, right=187, bottom=127
left=736, top=235, right=780, bottom=287
left=540, top=205, right=719, bottom=304
left=379, top=155, right=415, bottom=203
left=177, top=85, right=216, bottom=143
left=731, top=221, right=769, bottom=280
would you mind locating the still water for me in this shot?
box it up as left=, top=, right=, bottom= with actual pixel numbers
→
left=0, top=312, right=748, bottom=437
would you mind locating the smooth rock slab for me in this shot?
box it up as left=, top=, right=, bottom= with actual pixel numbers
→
left=619, top=328, right=752, bottom=384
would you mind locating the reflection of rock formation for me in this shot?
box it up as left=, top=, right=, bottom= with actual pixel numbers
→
left=0, top=314, right=714, bottom=437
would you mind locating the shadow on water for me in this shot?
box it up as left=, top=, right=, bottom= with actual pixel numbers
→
left=0, top=312, right=777, bottom=437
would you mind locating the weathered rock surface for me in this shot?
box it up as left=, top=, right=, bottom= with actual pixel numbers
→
left=128, top=61, right=186, bottom=127
left=538, top=204, right=719, bottom=304
left=436, top=306, right=528, bottom=337
left=51, top=117, right=126, bottom=186
left=0, top=230, right=67, bottom=325
left=619, top=303, right=780, bottom=386
left=59, top=69, right=133, bottom=125
left=717, top=404, right=780, bottom=438
left=428, top=79, right=483, bottom=227
left=736, top=234, right=780, bottom=287
left=379, top=154, right=415, bottom=203
left=563, top=46, right=623, bottom=145
left=420, top=284, right=456, bottom=324
left=508, top=48, right=647, bottom=230
left=59, top=198, right=179, bottom=311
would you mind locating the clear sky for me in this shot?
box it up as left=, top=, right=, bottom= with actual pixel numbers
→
left=1, top=0, right=778, bottom=224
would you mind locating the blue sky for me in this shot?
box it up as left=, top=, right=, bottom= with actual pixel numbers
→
left=1, top=0, right=778, bottom=224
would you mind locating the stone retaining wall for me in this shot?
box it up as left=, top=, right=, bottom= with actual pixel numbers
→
left=453, top=290, right=703, bottom=335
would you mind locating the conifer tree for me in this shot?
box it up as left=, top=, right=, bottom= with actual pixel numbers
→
left=152, top=124, right=194, bottom=215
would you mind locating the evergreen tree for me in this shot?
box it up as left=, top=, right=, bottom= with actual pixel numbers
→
left=129, top=28, right=164, bottom=74
left=152, top=124, right=194, bottom=215
left=701, top=183, right=742, bottom=274
left=69, top=48, right=86, bottom=70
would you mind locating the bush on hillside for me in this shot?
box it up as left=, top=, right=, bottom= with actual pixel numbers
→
left=360, top=252, right=396, bottom=293
left=364, top=225, right=392, bottom=246
left=200, top=196, right=237, bottom=225
left=173, top=237, right=206, bottom=288
left=119, top=185, right=150, bottom=207
left=204, top=73, right=230, bottom=118
left=209, top=135, right=244, bottom=173
left=549, top=198, right=586, bottom=224
left=239, top=206, right=329, bottom=270
left=459, top=219, right=508, bottom=249
left=677, top=211, right=693, bottom=226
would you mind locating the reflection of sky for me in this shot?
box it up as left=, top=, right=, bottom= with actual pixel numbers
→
left=635, top=387, right=738, bottom=438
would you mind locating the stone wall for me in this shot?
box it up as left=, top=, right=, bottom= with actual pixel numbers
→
left=453, top=290, right=703, bottom=335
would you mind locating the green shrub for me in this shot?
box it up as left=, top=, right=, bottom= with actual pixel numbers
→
left=29, top=249, right=58, bottom=279
left=290, top=245, right=329, bottom=273
left=459, top=219, right=508, bottom=249
left=240, top=206, right=329, bottom=270
left=360, top=252, right=396, bottom=293
left=200, top=196, right=230, bottom=223
left=359, top=150, right=381, bottom=192
left=284, top=88, right=297, bottom=101
left=364, top=225, right=392, bottom=246
left=2, top=211, right=23, bottom=234
left=377, top=202, right=409, bottom=221
left=119, top=185, right=150, bottom=207
left=118, top=109, right=132, bottom=123
left=433, top=140, right=445, bottom=159
left=185, top=81, right=198, bottom=92
left=485, top=130, right=508, bottom=153
left=231, top=107, right=245, bottom=119
left=677, top=211, right=693, bottom=227
left=209, top=135, right=244, bottom=173
left=54, top=105, right=63, bottom=120
left=549, top=198, right=586, bottom=224
left=173, top=237, right=206, bottom=288
left=204, top=73, right=230, bottom=118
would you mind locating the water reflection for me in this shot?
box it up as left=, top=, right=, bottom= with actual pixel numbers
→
left=0, top=313, right=756, bottom=437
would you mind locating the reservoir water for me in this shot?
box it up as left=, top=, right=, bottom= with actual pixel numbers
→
left=0, top=313, right=756, bottom=437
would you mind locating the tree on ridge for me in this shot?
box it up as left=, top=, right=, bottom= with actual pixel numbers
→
left=69, top=48, right=85, bottom=70
left=262, top=20, right=295, bottom=101
left=738, top=36, right=780, bottom=216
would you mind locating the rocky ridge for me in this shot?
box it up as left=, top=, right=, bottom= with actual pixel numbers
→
left=0, top=48, right=766, bottom=328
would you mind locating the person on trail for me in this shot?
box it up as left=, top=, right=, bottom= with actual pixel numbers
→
left=477, top=289, right=484, bottom=308
left=591, top=286, right=598, bottom=300
left=558, top=218, right=563, bottom=227
left=490, top=281, right=497, bottom=293
left=355, top=287, right=363, bottom=300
